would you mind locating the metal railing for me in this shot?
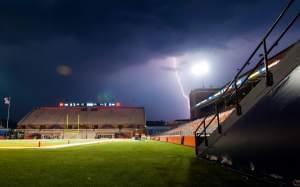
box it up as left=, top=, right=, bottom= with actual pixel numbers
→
left=195, top=0, right=299, bottom=152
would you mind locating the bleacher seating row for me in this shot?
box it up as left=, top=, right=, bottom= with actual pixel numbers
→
left=151, top=108, right=235, bottom=147
left=18, top=107, right=145, bottom=128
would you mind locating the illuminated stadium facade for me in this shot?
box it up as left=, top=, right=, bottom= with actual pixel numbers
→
left=17, top=104, right=145, bottom=139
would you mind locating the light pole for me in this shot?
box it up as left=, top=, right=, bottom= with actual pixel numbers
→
left=3, top=97, right=11, bottom=129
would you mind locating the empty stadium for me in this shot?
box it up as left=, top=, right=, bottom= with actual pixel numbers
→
left=1, top=0, right=300, bottom=186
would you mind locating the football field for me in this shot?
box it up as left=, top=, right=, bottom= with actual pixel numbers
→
left=0, top=139, right=112, bottom=149
left=0, top=140, right=268, bottom=186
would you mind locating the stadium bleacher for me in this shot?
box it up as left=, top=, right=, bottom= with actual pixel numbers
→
left=17, top=106, right=145, bottom=139
left=151, top=108, right=235, bottom=147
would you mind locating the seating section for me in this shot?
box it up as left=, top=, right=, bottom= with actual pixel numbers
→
left=196, top=108, right=234, bottom=136
left=151, top=108, right=235, bottom=147
left=18, top=107, right=145, bottom=129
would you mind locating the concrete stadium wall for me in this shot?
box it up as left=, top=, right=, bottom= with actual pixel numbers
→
left=159, top=137, right=168, bottom=142
left=151, top=135, right=196, bottom=147
left=167, top=136, right=182, bottom=145
left=182, top=136, right=196, bottom=147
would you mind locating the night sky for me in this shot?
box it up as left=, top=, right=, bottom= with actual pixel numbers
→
left=0, top=0, right=299, bottom=122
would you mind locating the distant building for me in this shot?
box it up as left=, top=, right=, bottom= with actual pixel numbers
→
left=17, top=105, right=145, bottom=139
left=189, top=88, right=219, bottom=119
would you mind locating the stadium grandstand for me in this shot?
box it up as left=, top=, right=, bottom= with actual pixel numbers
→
left=151, top=108, right=234, bottom=147
left=145, top=120, right=189, bottom=136
left=17, top=104, right=145, bottom=139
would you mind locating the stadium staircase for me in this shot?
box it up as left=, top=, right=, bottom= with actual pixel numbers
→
left=194, top=0, right=300, bottom=184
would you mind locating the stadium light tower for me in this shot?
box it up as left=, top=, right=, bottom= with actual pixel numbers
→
left=190, top=61, right=210, bottom=88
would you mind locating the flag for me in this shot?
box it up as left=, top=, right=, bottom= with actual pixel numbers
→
left=4, top=97, right=10, bottom=105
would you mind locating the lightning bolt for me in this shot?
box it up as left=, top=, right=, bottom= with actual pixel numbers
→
left=172, top=58, right=190, bottom=114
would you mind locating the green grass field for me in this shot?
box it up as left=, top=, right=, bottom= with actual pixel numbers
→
left=0, top=141, right=269, bottom=186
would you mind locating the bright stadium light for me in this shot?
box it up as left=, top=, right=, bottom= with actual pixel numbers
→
left=191, top=61, right=209, bottom=77
left=190, top=60, right=210, bottom=88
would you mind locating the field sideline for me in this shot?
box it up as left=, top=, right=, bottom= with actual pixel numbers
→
left=0, top=139, right=128, bottom=149
left=0, top=140, right=269, bottom=186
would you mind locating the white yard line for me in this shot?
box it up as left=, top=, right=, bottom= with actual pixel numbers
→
left=0, top=139, right=134, bottom=150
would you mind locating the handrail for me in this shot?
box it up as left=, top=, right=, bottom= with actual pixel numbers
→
left=237, top=13, right=300, bottom=91
left=193, top=116, right=206, bottom=136
left=195, top=0, right=299, bottom=144
left=234, top=0, right=295, bottom=81
left=202, top=115, right=217, bottom=135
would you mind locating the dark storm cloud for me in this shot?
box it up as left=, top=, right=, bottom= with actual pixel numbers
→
left=0, top=0, right=288, bottom=73
left=0, top=0, right=299, bottom=120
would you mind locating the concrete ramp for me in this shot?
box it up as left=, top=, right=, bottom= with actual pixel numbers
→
left=199, top=41, right=300, bottom=182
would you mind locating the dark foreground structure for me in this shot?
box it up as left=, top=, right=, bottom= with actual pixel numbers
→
left=17, top=106, right=145, bottom=139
